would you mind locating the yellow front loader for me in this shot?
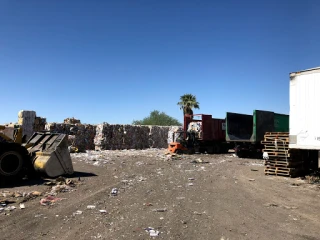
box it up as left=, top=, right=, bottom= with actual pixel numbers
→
left=0, top=125, right=74, bottom=183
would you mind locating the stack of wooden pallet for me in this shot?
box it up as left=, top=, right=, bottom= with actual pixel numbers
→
left=261, top=132, right=303, bottom=177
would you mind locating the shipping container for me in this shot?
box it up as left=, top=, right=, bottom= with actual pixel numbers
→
left=226, top=110, right=289, bottom=158
left=289, top=67, right=320, bottom=150
left=226, top=110, right=289, bottom=143
left=225, top=112, right=252, bottom=141
left=182, top=114, right=230, bottom=153
left=184, top=114, right=226, bottom=141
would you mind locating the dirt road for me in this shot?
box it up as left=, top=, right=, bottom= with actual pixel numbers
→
left=1, top=149, right=319, bottom=240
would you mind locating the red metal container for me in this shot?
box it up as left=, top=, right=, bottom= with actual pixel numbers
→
left=184, top=114, right=226, bottom=141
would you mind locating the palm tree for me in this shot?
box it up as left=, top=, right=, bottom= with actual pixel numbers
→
left=177, top=94, right=200, bottom=115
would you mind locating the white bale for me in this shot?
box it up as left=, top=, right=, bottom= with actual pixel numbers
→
left=18, top=110, right=36, bottom=141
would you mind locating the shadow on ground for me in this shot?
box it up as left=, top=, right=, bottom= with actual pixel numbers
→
left=0, top=171, right=97, bottom=188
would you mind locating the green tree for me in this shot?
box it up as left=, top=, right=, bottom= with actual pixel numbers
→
left=132, top=110, right=181, bottom=126
left=177, top=94, right=200, bottom=115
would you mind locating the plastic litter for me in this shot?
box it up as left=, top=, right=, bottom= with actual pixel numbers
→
left=152, top=208, right=167, bottom=212
left=145, top=227, right=160, bottom=237
left=40, top=196, right=64, bottom=206
left=111, top=188, right=118, bottom=196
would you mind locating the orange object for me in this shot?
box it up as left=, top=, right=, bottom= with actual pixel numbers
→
left=168, top=142, right=188, bottom=154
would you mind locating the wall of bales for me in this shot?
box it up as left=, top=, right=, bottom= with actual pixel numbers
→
left=45, top=123, right=181, bottom=152
left=94, top=124, right=172, bottom=150
left=18, top=110, right=181, bottom=152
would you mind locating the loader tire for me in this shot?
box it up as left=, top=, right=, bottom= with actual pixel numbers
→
left=0, top=143, right=29, bottom=182
left=0, top=151, right=24, bottom=177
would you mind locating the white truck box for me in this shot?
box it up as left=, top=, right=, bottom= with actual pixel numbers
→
left=289, top=67, right=320, bottom=149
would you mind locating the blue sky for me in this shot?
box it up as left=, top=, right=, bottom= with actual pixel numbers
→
left=0, top=0, right=319, bottom=124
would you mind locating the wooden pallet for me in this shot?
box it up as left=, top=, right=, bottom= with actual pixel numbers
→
left=264, top=160, right=303, bottom=168
left=261, top=141, right=289, bottom=146
left=265, top=132, right=289, bottom=135
left=262, top=150, right=290, bottom=157
left=264, top=171, right=293, bottom=177
left=264, top=144, right=288, bottom=148
left=264, top=148, right=288, bottom=153
left=264, top=138, right=289, bottom=143
left=265, top=166, right=297, bottom=172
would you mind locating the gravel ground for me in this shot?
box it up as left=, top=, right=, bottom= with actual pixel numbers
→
left=1, top=149, right=320, bottom=240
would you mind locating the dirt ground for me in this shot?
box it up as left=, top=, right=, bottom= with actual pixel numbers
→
left=1, top=149, right=320, bottom=240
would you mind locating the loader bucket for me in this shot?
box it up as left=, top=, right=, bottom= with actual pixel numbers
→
left=26, top=132, right=74, bottom=178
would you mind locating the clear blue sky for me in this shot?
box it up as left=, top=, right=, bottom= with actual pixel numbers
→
left=1, top=0, right=319, bottom=124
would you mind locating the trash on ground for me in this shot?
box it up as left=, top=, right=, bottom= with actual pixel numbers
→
left=152, top=208, right=167, bottom=212
left=50, top=184, right=74, bottom=195
left=73, top=210, right=83, bottom=215
left=99, top=210, right=107, bottom=213
left=144, top=203, right=153, bottom=206
left=264, top=203, right=279, bottom=207
left=40, top=196, right=64, bottom=206
left=145, top=227, right=160, bottom=237
left=111, top=188, right=118, bottom=196
left=191, top=158, right=209, bottom=164
left=4, top=206, right=16, bottom=211
left=19, top=203, right=25, bottom=209
left=87, top=205, right=96, bottom=209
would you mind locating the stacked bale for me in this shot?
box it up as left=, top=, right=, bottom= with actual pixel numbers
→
left=94, top=124, right=150, bottom=150
left=148, top=126, right=171, bottom=148
left=64, top=117, right=81, bottom=124
left=45, top=123, right=96, bottom=152
left=94, top=124, right=177, bottom=150
left=167, top=126, right=183, bottom=144
left=33, top=117, right=47, bottom=132
left=18, top=110, right=36, bottom=141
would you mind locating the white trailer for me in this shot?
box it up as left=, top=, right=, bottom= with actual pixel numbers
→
left=289, top=67, right=320, bottom=151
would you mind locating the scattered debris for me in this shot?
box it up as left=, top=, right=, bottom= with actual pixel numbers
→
left=87, top=205, right=96, bottom=210
left=4, top=206, right=16, bottom=211
left=40, top=196, right=64, bottom=206
left=99, top=210, right=107, bottom=213
left=50, top=184, right=74, bottom=195
left=111, top=188, right=118, bottom=196
left=73, top=210, right=83, bottom=215
left=152, top=208, right=167, bottom=212
left=193, top=211, right=203, bottom=215
left=144, top=203, right=153, bottom=206
left=191, top=158, right=209, bottom=164
left=19, top=203, right=25, bottom=209
left=264, top=203, right=279, bottom=207
left=290, top=183, right=301, bottom=187
left=145, top=227, right=160, bottom=237
left=176, top=197, right=185, bottom=200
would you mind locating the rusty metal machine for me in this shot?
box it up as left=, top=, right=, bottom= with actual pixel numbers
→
left=0, top=124, right=74, bottom=183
